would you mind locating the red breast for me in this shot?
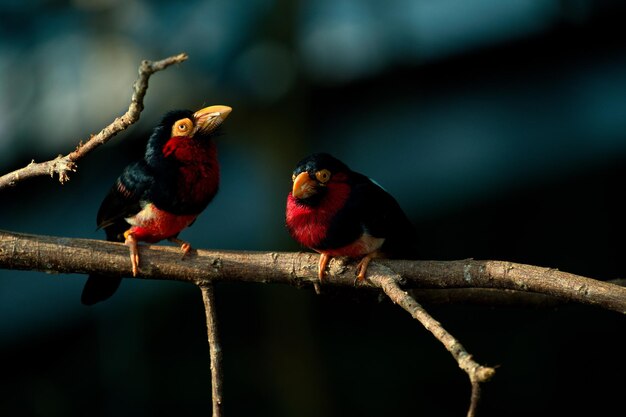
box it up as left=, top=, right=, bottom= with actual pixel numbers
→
left=286, top=180, right=351, bottom=249
left=126, top=203, right=198, bottom=243
left=163, top=137, right=220, bottom=206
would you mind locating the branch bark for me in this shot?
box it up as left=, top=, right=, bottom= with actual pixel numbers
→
left=201, top=284, right=223, bottom=417
left=369, top=268, right=494, bottom=417
left=0, top=53, right=188, bottom=190
left=2, top=229, right=625, bottom=415
left=1, top=230, right=624, bottom=313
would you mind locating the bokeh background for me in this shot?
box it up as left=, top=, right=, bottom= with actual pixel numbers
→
left=1, top=1, right=626, bottom=416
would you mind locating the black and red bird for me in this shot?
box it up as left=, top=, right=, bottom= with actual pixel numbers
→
left=285, top=153, right=418, bottom=282
left=81, top=105, right=232, bottom=305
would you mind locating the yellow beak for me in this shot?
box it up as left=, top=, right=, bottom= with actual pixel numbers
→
left=292, top=171, right=317, bottom=199
left=193, top=105, right=232, bottom=134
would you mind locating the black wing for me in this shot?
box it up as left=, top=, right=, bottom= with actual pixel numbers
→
left=82, top=161, right=154, bottom=305
left=348, top=173, right=418, bottom=259
left=96, top=161, right=154, bottom=242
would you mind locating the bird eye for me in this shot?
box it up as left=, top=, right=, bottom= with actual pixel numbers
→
left=171, top=118, right=194, bottom=137
left=315, top=169, right=331, bottom=183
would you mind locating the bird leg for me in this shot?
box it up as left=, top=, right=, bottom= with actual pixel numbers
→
left=123, top=230, right=140, bottom=277
left=355, top=254, right=374, bottom=283
left=168, top=237, right=192, bottom=259
left=318, top=253, right=331, bottom=282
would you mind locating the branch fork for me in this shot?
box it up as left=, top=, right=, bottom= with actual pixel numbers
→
left=0, top=53, right=188, bottom=190
left=49, top=155, right=77, bottom=183
left=367, top=265, right=495, bottom=417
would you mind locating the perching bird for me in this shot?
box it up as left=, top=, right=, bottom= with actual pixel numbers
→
left=285, top=153, right=418, bottom=282
left=81, top=105, right=232, bottom=305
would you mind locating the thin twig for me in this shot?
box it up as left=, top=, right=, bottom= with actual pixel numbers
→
left=368, top=265, right=494, bottom=417
left=469, top=382, right=482, bottom=417
left=0, top=53, right=188, bottom=190
left=201, top=284, right=223, bottom=417
left=1, top=230, right=625, bottom=314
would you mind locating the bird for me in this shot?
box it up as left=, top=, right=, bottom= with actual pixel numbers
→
left=81, top=105, right=232, bottom=305
left=285, top=152, right=417, bottom=283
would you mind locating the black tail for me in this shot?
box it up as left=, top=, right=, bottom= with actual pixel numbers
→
left=81, top=274, right=122, bottom=305
left=83, top=217, right=128, bottom=305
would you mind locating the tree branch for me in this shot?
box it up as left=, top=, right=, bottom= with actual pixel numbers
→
left=201, top=284, right=223, bottom=417
left=0, top=53, right=188, bottom=190
left=369, top=267, right=494, bottom=417
left=409, top=280, right=625, bottom=307
left=2, top=228, right=625, bottom=415
left=1, top=230, right=624, bottom=313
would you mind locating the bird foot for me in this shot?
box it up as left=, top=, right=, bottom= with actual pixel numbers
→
left=354, top=255, right=373, bottom=285
left=124, top=231, right=140, bottom=277
left=169, top=237, right=192, bottom=259
left=318, top=253, right=331, bottom=283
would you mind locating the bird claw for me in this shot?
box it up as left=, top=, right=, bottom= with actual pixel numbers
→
left=317, top=253, right=373, bottom=286
left=131, top=255, right=140, bottom=277
left=168, top=237, right=193, bottom=260
left=353, top=255, right=373, bottom=286
left=318, top=253, right=331, bottom=283
left=124, top=232, right=140, bottom=277
left=180, top=242, right=192, bottom=259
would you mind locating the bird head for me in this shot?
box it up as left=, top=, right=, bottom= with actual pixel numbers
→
left=168, top=105, right=232, bottom=139
left=290, top=153, right=351, bottom=204
left=145, top=105, right=232, bottom=166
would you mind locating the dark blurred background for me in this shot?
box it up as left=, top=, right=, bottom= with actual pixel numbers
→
left=1, top=0, right=626, bottom=416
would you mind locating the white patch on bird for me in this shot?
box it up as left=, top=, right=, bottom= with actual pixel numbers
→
left=358, top=233, right=385, bottom=254
left=125, top=202, right=158, bottom=226
left=324, top=232, right=385, bottom=258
